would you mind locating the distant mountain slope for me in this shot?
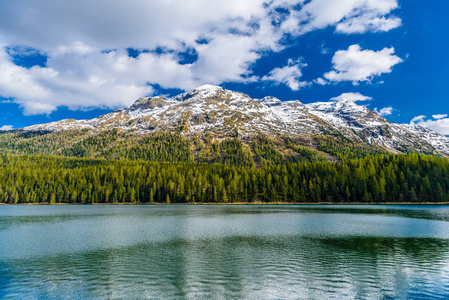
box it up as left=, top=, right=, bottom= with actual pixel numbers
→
left=1, top=85, right=448, bottom=165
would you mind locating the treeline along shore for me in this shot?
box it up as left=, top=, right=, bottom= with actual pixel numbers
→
left=1, top=153, right=448, bottom=204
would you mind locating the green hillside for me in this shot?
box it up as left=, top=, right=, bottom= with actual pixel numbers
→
left=0, top=129, right=387, bottom=167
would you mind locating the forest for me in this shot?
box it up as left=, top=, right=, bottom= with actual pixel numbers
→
left=0, top=153, right=448, bottom=204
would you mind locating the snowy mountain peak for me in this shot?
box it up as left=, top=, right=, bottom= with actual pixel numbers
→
left=171, top=84, right=227, bottom=102
left=192, top=84, right=225, bottom=97
left=332, top=98, right=354, bottom=104
left=195, top=84, right=223, bottom=91
left=256, top=96, right=283, bottom=107
left=21, top=85, right=449, bottom=156
left=126, top=96, right=168, bottom=114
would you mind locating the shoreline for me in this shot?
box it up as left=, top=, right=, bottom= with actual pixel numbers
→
left=1, top=202, right=449, bottom=206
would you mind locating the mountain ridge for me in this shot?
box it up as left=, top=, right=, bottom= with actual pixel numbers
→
left=20, top=84, right=449, bottom=157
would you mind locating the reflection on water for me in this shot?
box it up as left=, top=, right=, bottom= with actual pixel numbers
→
left=1, top=205, right=449, bottom=299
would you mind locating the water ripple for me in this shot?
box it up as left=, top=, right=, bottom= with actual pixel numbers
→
left=1, top=205, right=449, bottom=298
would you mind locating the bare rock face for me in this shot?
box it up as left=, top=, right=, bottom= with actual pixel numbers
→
left=127, top=96, right=169, bottom=112
left=23, top=84, right=449, bottom=155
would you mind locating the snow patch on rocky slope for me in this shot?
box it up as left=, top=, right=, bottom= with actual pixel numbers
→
left=23, top=85, right=449, bottom=155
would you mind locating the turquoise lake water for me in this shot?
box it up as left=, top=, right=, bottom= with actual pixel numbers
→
left=1, top=205, right=449, bottom=299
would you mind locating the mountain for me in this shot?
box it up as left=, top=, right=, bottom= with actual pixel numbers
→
left=24, top=84, right=325, bottom=137
left=3, top=85, right=449, bottom=205
left=1, top=85, right=448, bottom=166
left=23, top=85, right=449, bottom=149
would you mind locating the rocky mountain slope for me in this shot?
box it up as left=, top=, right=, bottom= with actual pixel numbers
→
left=22, top=84, right=449, bottom=157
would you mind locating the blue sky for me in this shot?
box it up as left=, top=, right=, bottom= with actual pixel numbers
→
left=0, top=0, right=448, bottom=134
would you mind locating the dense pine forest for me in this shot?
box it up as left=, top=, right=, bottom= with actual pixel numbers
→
left=1, top=153, right=448, bottom=204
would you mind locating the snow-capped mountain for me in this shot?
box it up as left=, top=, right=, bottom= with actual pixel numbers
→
left=400, top=124, right=449, bottom=155
left=23, top=84, right=449, bottom=155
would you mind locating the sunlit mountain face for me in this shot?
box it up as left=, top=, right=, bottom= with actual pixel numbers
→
left=18, top=85, right=449, bottom=157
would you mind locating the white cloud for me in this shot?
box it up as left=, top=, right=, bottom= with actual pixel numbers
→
left=191, top=34, right=264, bottom=85
left=410, top=115, right=426, bottom=124
left=0, top=46, right=156, bottom=114
left=410, top=115, right=449, bottom=135
left=433, top=114, right=448, bottom=120
left=330, top=92, right=372, bottom=102
left=262, top=59, right=309, bottom=90
left=0, top=0, right=267, bottom=51
left=314, top=78, right=328, bottom=85
left=0, top=0, right=402, bottom=115
left=336, top=15, right=402, bottom=34
left=323, top=44, right=403, bottom=84
left=374, top=106, right=393, bottom=116
left=282, top=0, right=401, bottom=35
left=320, top=43, right=329, bottom=55
left=0, top=125, right=13, bottom=131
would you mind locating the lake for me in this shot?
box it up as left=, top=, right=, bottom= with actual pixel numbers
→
left=1, top=205, right=449, bottom=299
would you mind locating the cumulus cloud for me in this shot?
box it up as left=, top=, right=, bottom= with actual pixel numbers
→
left=0, top=125, right=13, bottom=131
left=433, top=114, right=448, bottom=120
left=282, top=0, right=401, bottom=35
left=262, top=59, right=309, bottom=90
left=410, top=114, right=449, bottom=135
left=0, top=0, right=268, bottom=51
left=314, top=78, right=328, bottom=86
left=336, top=15, right=402, bottom=34
left=0, top=46, right=158, bottom=114
left=330, top=92, right=372, bottom=102
left=374, top=106, right=393, bottom=116
left=0, top=0, right=403, bottom=115
left=410, top=115, right=426, bottom=124
left=323, top=44, right=403, bottom=84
